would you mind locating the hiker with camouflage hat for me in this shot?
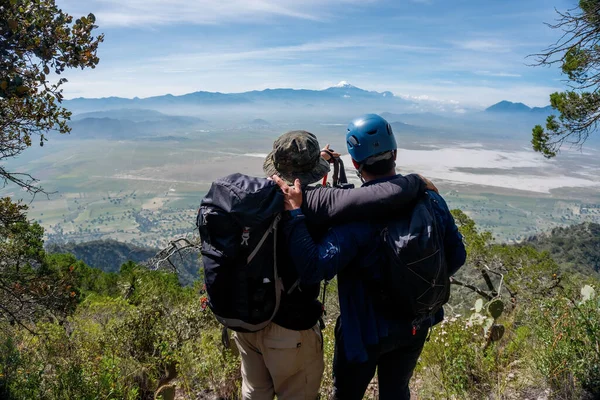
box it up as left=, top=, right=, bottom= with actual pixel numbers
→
left=233, top=130, right=329, bottom=400
left=230, top=129, right=436, bottom=400
left=263, top=130, right=332, bottom=185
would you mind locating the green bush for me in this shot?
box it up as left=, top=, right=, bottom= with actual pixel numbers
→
left=178, top=329, right=241, bottom=398
left=533, top=285, right=600, bottom=399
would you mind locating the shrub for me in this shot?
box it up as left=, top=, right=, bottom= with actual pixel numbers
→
left=533, top=285, right=600, bottom=399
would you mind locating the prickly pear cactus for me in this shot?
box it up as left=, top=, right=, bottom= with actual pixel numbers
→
left=490, top=324, right=505, bottom=342
left=581, top=285, right=596, bottom=302
left=487, top=298, right=504, bottom=319
left=475, top=298, right=484, bottom=313
left=469, top=297, right=506, bottom=346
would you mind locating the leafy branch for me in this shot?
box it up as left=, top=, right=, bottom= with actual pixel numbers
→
left=530, top=1, right=600, bottom=157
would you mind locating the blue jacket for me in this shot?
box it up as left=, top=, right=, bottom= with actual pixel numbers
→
left=273, top=173, right=426, bottom=330
left=282, top=175, right=467, bottom=363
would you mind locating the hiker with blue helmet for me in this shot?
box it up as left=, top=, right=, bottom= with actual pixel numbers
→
left=346, top=113, right=398, bottom=181
left=215, top=128, right=439, bottom=400
left=273, top=114, right=466, bottom=400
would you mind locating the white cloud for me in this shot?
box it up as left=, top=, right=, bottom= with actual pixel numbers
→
left=383, top=82, right=561, bottom=108
left=144, top=37, right=442, bottom=72
left=151, top=39, right=366, bottom=66
left=59, top=53, right=560, bottom=109
left=475, top=71, right=522, bottom=78
left=59, top=0, right=377, bottom=26
left=53, top=1, right=565, bottom=108
left=452, top=39, right=514, bottom=53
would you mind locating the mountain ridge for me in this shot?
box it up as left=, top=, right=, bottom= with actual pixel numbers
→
left=486, top=100, right=553, bottom=114
left=63, top=84, right=556, bottom=119
left=46, top=239, right=200, bottom=285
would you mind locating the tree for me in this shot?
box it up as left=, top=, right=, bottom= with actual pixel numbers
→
left=0, top=0, right=103, bottom=192
left=0, top=197, right=79, bottom=333
left=532, top=0, right=600, bottom=158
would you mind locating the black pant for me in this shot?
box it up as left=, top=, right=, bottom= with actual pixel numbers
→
left=331, top=318, right=428, bottom=400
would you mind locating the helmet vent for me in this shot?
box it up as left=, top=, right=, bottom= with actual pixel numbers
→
left=366, top=129, right=378, bottom=135
left=347, top=135, right=360, bottom=148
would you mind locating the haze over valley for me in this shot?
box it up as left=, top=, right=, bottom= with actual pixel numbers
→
left=2, top=82, right=599, bottom=247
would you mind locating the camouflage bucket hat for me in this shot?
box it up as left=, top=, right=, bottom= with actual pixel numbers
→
left=263, top=130, right=330, bottom=185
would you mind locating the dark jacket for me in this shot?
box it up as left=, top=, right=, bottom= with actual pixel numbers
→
left=282, top=175, right=467, bottom=361
left=272, top=174, right=427, bottom=331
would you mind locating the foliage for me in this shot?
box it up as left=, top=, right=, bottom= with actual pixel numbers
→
left=319, top=322, right=336, bottom=399
left=0, top=198, right=79, bottom=332
left=45, top=252, right=121, bottom=297
left=46, top=239, right=201, bottom=286
left=531, top=1, right=600, bottom=157
left=0, top=0, right=103, bottom=192
left=1, top=204, right=600, bottom=399
left=533, top=284, right=600, bottom=399
left=418, top=294, right=538, bottom=399
left=0, top=264, right=225, bottom=400
left=526, top=222, right=600, bottom=276
left=430, top=210, right=598, bottom=399
left=451, top=209, right=494, bottom=259
left=178, top=329, right=241, bottom=399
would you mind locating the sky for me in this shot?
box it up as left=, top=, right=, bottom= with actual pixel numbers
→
left=56, top=0, right=577, bottom=108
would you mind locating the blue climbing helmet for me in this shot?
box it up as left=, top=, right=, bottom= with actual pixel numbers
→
left=346, top=114, right=397, bottom=163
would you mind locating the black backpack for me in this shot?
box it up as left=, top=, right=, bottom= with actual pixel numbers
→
left=379, top=192, right=450, bottom=329
left=197, top=173, right=284, bottom=332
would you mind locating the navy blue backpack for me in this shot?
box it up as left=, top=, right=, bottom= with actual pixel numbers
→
left=197, top=174, right=284, bottom=332
left=380, top=192, right=450, bottom=329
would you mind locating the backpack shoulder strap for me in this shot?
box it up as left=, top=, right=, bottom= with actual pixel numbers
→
left=263, top=213, right=283, bottom=327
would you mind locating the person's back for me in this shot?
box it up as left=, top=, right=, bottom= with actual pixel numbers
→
left=275, top=114, right=466, bottom=400
left=231, top=131, right=329, bottom=400
left=329, top=187, right=463, bottom=400
left=230, top=129, right=432, bottom=400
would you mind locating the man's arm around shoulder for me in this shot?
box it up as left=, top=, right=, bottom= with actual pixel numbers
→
left=273, top=176, right=370, bottom=284
left=302, top=174, right=427, bottom=225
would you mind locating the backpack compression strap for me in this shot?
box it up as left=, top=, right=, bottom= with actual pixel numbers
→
left=410, top=194, right=447, bottom=332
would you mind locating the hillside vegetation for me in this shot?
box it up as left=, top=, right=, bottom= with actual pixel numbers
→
left=526, top=222, right=600, bottom=276
left=46, top=239, right=200, bottom=286
left=1, top=198, right=600, bottom=400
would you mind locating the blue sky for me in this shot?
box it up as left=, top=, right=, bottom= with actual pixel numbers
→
left=57, top=0, right=575, bottom=108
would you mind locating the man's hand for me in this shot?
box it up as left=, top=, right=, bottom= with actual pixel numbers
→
left=417, top=174, right=439, bottom=194
left=320, top=144, right=341, bottom=162
left=272, top=175, right=303, bottom=210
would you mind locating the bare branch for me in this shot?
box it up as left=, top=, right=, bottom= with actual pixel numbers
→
left=144, top=236, right=201, bottom=272
left=450, top=277, right=494, bottom=301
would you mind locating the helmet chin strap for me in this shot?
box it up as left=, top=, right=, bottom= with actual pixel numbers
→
left=356, top=163, right=366, bottom=184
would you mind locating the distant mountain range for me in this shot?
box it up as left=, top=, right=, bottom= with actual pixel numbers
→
left=249, top=118, right=271, bottom=126
left=485, top=100, right=553, bottom=114
left=63, top=83, right=556, bottom=127
left=72, top=108, right=205, bottom=123
left=62, top=109, right=207, bottom=139
left=63, top=82, right=413, bottom=115
left=58, top=85, right=560, bottom=142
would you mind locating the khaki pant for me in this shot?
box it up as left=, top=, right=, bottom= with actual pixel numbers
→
left=233, top=323, right=324, bottom=400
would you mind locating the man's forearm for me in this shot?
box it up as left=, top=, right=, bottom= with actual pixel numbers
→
left=282, top=210, right=341, bottom=284
left=302, top=174, right=426, bottom=225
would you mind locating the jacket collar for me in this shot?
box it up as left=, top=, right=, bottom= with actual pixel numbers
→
left=362, top=174, right=402, bottom=187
